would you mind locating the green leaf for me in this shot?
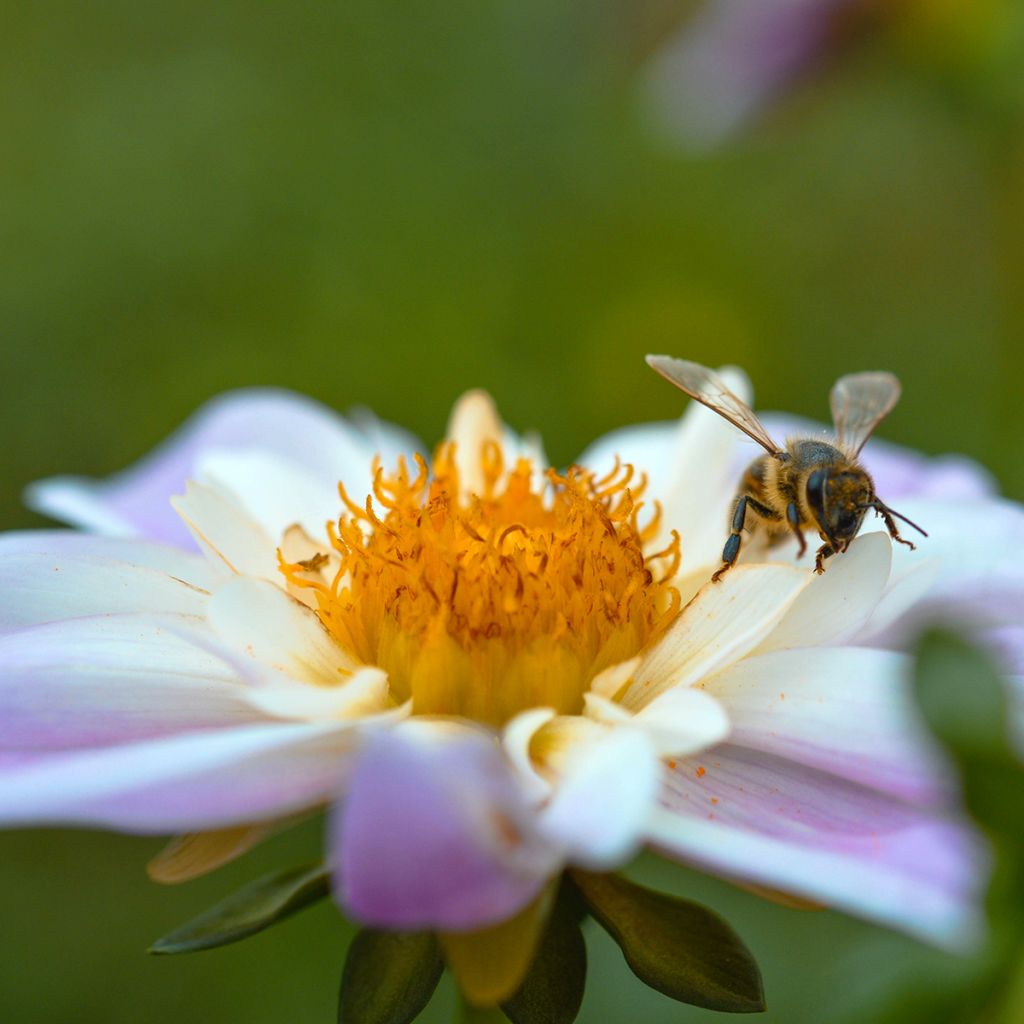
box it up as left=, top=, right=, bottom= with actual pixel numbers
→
left=571, top=871, right=764, bottom=1014
left=149, top=863, right=330, bottom=955
left=338, top=929, right=444, bottom=1024
left=502, top=883, right=587, bottom=1024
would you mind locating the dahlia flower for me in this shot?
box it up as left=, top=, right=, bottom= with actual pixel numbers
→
left=1, top=370, right=1018, bottom=1011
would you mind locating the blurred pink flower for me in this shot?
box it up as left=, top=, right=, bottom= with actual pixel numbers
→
left=642, top=0, right=871, bottom=148
left=0, top=372, right=1017, bottom=995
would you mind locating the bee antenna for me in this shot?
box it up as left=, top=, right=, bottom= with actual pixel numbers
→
left=866, top=501, right=928, bottom=538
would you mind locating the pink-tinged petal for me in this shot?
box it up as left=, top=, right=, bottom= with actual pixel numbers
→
left=756, top=531, right=891, bottom=653
left=171, top=481, right=277, bottom=578
left=650, top=746, right=985, bottom=949
left=704, top=646, right=950, bottom=803
left=0, top=532, right=214, bottom=635
left=335, top=726, right=556, bottom=931
left=0, top=615, right=267, bottom=749
left=0, top=722, right=355, bottom=832
left=620, top=564, right=809, bottom=711
left=26, top=389, right=420, bottom=547
left=538, top=728, right=660, bottom=870
left=207, top=577, right=360, bottom=683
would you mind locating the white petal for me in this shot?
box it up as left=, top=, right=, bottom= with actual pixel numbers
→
left=0, top=533, right=214, bottom=634
left=539, top=728, right=660, bottom=870
left=196, top=449, right=340, bottom=542
left=0, top=615, right=265, bottom=749
left=171, top=481, right=277, bottom=578
left=620, top=564, right=810, bottom=710
left=704, top=646, right=950, bottom=803
left=756, top=531, right=892, bottom=653
left=446, top=390, right=505, bottom=498
left=207, top=576, right=359, bottom=683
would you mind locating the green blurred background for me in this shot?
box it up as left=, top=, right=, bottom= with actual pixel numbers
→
left=2, top=1, right=1023, bottom=1021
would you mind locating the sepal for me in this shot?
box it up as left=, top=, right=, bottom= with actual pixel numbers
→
left=571, top=870, right=765, bottom=1014
left=149, top=862, right=329, bottom=954
left=338, top=930, right=444, bottom=1024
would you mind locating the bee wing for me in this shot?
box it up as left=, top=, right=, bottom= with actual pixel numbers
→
left=646, top=355, right=782, bottom=456
left=830, top=372, right=901, bottom=454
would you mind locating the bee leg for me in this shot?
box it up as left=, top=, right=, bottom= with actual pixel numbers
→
left=878, top=507, right=917, bottom=551
left=712, top=495, right=749, bottom=583
left=814, top=544, right=835, bottom=574
left=786, top=501, right=807, bottom=558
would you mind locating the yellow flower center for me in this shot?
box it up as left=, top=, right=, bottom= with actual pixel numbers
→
left=280, top=443, right=680, bottom=726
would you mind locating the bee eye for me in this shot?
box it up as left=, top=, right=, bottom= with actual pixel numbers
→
left=806, top=469, right=828, bottom=526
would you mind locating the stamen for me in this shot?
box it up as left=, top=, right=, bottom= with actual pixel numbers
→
left=280, top=444, right=681, bottom=726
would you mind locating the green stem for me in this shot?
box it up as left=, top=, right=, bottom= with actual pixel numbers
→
left=457, top=995, right=507, bottom=1024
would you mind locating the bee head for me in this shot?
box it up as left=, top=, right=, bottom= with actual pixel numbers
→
left=805, top=467, right=872, bottom=551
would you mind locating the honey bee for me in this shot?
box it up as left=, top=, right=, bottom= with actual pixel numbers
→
left=647, top=355, right=927, bottom=581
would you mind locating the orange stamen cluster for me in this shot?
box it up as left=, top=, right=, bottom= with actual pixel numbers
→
left=280, top=444, right=680, bottom=726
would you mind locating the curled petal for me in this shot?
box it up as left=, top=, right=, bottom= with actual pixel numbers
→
left=537, top=727, right=661, bottom=870
left=244, top=668, right=398, bottom=722
left=502, top=707, right=557, bottom=804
